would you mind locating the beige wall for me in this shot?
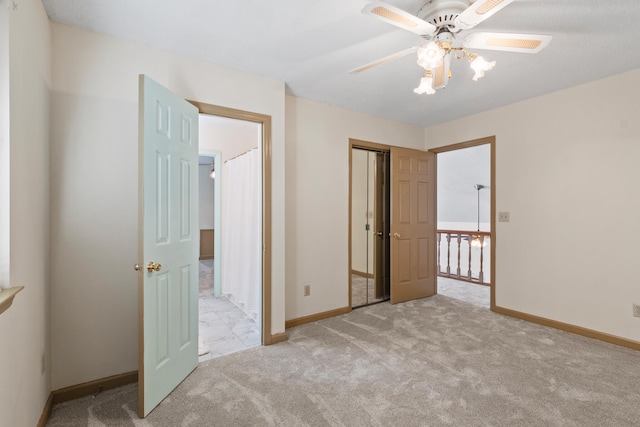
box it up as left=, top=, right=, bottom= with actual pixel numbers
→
left=285, top=96, right=424, bottom=320
left=49, top=22, right=286, bottom=389
left=0, top=0, right=51, bottom=425
left=425, top=69, right=640, bottom=342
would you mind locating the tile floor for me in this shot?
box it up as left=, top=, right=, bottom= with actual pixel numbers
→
left=198, top=260, right=260, bottom=363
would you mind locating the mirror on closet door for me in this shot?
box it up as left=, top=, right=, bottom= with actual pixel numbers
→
left=351, top=147, right=390, bottom=308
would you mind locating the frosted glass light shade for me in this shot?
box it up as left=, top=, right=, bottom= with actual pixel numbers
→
left=417, top=42, right=445, bottom=70
left=470, top=56, right=496, bottom=81
left=414, top=75, right=436, bottom=95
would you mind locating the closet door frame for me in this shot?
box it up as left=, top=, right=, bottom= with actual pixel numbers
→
left=348, top=139, right=391, bottom=308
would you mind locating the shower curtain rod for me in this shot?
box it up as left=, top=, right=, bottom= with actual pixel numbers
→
left=224, top=147, right=259, bottom=164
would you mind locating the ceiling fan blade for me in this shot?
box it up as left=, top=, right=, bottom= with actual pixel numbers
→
left=362, top=1, right=437, bottom=36
left=349, top=46, right=419, bottom=74
left=454, top=0, right=515, bottom=30
left=464, top=32, right=552, bottom=53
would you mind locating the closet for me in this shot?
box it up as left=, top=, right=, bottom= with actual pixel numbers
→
left=350, top=146, right=390, bottom=307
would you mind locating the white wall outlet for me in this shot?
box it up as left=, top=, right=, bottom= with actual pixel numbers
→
left=633, top=304, right=640, bottom=318
left=498, top=212, right=510, bottom=222
left=304, top=284, right=311, bottom=297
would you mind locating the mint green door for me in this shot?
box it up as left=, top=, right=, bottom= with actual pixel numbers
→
left=138, top=75, right=199, bottom=417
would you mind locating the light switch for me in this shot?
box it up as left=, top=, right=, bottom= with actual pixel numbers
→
left=498, top=212, right=510, bottom=222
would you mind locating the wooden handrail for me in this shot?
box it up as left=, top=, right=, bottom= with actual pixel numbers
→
left=437, top=229, right=491, bottom=236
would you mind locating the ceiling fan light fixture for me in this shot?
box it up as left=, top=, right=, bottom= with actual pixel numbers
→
left=469, top=55, right=495, bottom=81
left=357, top=0, right=551, bottom=94
left=414, top=71, right=436, bottom=95
left=416, top=41, right=446, bottom=70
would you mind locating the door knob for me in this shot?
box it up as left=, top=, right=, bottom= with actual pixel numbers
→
left=376, top=231, right=384, bottom=237
left=146, top=261, right=162, bottom=272
left=393, top=232, right=401, bottom=239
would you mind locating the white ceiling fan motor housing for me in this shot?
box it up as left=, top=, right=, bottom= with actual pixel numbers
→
left=418, top=0, right=469, bottom=31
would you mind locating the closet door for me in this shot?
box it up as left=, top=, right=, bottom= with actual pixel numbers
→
left=351, top=148, right=374, bottom=307
left=351, top=148, right=392, bottom=307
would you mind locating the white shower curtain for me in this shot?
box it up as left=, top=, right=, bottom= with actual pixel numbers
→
left=221, top=148, right=261, bottom=321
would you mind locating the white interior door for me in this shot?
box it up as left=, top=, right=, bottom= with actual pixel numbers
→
left=138, top=75, right=199, bottom=417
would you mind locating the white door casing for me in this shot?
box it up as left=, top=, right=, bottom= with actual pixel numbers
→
left=138, top=75, right=199, bottom=417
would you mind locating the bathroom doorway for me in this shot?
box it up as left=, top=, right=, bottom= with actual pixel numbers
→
left=197, top=113, right=262, bottom=361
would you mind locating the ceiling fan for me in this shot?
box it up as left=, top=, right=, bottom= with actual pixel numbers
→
left=351, top=0, right=552, bottom=94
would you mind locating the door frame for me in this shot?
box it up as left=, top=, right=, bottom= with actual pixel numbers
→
left=428, top=135, right=496, bottom=310
left=373, top=151, right=388, bottom=300
left=188, top=100, right=275, bottom=345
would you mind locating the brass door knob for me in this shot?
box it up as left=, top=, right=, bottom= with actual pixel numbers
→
left=134, top=264, right=141, bottom=271
left=147, top=261, right=162, bottom=272
left=393, top=232, right=401, bottom=239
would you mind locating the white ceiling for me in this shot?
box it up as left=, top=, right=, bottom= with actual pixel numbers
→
left=42, top=0, right=640, bottom=128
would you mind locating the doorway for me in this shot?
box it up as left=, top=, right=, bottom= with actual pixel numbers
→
left=350, top=146, right=390, bottom=308
left=198, top=114, right=261, bottom=361
left=349, top=139, right=437, bottom=308
left=430, top=136, right=495, bottom=309
left=191, top=101, right=275, bottom=359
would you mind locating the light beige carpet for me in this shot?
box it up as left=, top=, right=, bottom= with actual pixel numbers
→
left=47, top=294, right=640, bottom=426
left=437, top=277, right=490, bottom=308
